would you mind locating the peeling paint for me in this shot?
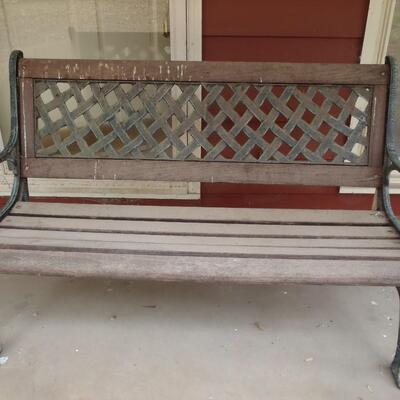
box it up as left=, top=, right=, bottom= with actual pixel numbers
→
left=93, top=160, right=98, bottom=180
left=21, top=80, right=27, bottom=158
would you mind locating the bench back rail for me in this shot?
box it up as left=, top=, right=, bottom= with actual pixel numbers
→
left=13, top=53, right=391, bottom=187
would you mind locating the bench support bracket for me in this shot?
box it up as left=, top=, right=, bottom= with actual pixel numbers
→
left=391, top=287, right=400, bottom=388
left=0, top=50, right=24, bottom=221
left=383, top=57, right=400, bottom=389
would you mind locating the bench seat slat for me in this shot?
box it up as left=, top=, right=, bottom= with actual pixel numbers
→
left=2, top=202, right=398, bottom=285
left=0, top=229, right=400, bottom=259
left=1, top=249, right=400, bottom=286
left=0, top=228, right=398, bottom=249
left=11, top=202, right=389, bottom=226
left=2, top=216, right=396, bottom=238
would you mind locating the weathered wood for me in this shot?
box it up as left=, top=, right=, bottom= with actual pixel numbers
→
left=16, top=56, right=389, bottom=186
left=2, top=216, right=396, bottom=239
left=1, top=228, right=399, bottom=250
left=19, top=78, right=34, bottom=158
left=0, top=225, right=400, bottom=249
left=21, top=158, right=383, bottom=187
left=11, top=202, right=389, bottom=225
left=1, top=249, right=400, bottom=285
left=368, top=85, right=387, bottom=168
left=19, top=58, right=389, bottom=85
left=3, top=54, right=396, bottom=288
left=3, top=236, right=400, bottom=259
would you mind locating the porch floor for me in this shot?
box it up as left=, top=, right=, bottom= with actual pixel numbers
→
left=0, top=275, right=398, bottom=399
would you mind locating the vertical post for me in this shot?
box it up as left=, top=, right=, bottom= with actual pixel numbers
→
left=391, top=287, right=400, bottom=388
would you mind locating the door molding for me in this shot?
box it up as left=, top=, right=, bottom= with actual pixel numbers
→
left=341, top=0, right=396, bottom=194
left=361, top=0, right=396, bottom=64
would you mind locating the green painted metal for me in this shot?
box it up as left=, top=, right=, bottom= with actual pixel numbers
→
left=381, top=56, right=400, bottom=389
left=0, top=50, right=23, bottom=221
left=34, top=79, right=372, bottom=165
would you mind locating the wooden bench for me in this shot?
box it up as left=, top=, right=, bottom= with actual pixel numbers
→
left=2, top=50, right=400, bottom=387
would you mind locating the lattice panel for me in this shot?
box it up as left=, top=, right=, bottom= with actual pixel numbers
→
left=34, top=80, right=372, bottom=164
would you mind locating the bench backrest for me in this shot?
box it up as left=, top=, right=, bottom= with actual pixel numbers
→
left=17, top=55, right=390, bottom=187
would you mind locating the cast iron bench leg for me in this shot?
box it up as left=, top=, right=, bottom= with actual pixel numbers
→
left=391, top=287, right=400, bottom=388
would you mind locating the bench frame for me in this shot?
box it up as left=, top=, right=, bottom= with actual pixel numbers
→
left=2, top=50, right=400, bottom=388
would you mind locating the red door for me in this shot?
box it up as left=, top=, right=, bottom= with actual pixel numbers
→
left=201, top=0, right=373, bottom=209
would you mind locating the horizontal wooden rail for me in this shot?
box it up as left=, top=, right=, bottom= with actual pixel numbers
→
left=19, top=58, right=389, bottom=85
left=21, top=158, right=382, bottom=187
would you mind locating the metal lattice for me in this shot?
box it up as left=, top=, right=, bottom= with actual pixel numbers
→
left=34, top=80, right=372, bottom=164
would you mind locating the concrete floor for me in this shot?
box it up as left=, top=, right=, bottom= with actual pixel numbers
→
left=0, top=275, right=399, bottom=399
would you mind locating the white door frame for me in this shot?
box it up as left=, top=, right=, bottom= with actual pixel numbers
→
left=0, top=0, right=203, bottom=199
left=341, top=0, right=396, bottom=194
left=361, top=0, right=396, bottom=64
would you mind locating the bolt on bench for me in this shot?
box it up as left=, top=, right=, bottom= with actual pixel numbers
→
left=2, top=50, right=400, bottom=387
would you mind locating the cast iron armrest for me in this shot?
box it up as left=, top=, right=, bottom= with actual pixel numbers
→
left=382, top=56, right=400, bottom=233
left=0, top=50, right=23, bottom=221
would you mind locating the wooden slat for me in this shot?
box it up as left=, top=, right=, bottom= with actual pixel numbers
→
left=19, top=78, right=35, bottom=158
left=1, top=249, right=400, bottom=285
left=21, top=158, right=383, bottom=187
left=0, top=228, right=398, bottom=249
left=19, top=58, right=389, bottom=85
left=1, top=229, right=400, bottom=259
left=11, top=202, right=389, bottom=225
left=368, top=85, right=387, bottom=168
left=2, top=215, right=396, bottom=238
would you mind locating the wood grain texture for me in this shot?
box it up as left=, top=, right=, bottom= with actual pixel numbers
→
left=19, top=58, right=389, bottom=85
left=1, top=249, right=400, bottom=285
left=2, top=235, right=400, bottom=259
left=1, top=222, right=397, bottom=247
left=368, top=85, right=388, bottom=168
left=11, top=202, right=389, bottom=225
left=21, top=158, right=383, bottom=187
left=19, top=78, right=34, bottom=158
left=3, top=216, right=396, bottom=238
